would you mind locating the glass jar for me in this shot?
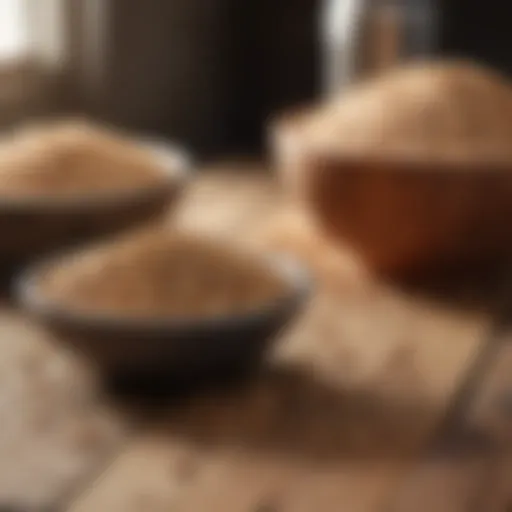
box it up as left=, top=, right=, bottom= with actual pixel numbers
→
left=321, top=0, right=437, bottom=95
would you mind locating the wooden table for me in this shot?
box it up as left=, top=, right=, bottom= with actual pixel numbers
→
left=5, top=167, right=512, bottom=512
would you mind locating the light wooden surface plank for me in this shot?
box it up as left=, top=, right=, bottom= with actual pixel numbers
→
left=69, top=283, right=491, bottom=512
left=1, top=169, right=497, bottom=512
left=68, top=169, right=494, bottom=512
left=476, top=456, right=512, bottom=512
left=387, top=331, right=512, bottom=512
left=461, top=337, right=512, bottom=512
left=465, top=338, right=512, bottom=444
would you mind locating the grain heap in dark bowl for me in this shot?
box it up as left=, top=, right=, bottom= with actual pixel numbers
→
left=35, top=230, right=291, bottom=320
left=0, top=119, right=172, bottom=200
left=0, top=119, right=189, bottom=273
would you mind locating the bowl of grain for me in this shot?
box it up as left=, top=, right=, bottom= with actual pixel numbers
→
left=16, top=230, right=310, bottom=385
left=272, top=60, right=512, bottom=277
left=0, top=119, right=191, bottom=273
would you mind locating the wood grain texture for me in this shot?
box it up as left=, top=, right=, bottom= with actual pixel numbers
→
left=389, top=455, right=493, bottom=512
left=1, top=169, right=502, bottom=512
left=445, top=334, right=512, bottom=512
left=465, top=338, right=512, bottom=444
left=387, top=331, right=512, bottom=512
left=68, top=167, right=494, bottom=512
left=477, top=457, right=512, bottom=512
left=68, top=287, right=490, bottom=511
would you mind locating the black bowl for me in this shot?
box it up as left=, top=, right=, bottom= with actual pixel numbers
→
left=0, top=140, right=192, bottom=279
left=15, top=252, right=311, bottom=392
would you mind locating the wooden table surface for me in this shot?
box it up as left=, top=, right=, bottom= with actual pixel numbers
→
left=5, top=167, right=512, bottom=512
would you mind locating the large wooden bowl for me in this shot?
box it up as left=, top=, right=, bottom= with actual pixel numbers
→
left=271, top=111, right=512, bottom=277
left=0, top=140, right=192, bottom=275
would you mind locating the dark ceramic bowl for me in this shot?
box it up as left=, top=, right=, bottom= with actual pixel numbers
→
left=0, top=140, right=192, bottom=276
left=15, top=252, right=311, bottom=391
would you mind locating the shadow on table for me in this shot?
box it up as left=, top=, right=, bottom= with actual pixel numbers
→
left=127, top=362, right=447, bottom=462
left=389, top=264, right=512, bottom=316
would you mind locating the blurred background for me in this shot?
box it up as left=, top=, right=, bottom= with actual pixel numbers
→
left=4, top=1, right=512, bottom=511
left=0, top=0, right=509, bottom=158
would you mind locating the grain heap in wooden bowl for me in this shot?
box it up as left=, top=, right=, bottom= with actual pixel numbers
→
left=36, top=230, right=290, bottom=319
left=302, top=60, right=512, bottom=161
left=273, top=60, right=512, bottom=276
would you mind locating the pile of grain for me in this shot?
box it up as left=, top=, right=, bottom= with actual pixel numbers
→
left=0, top=119, right=169, bottom=198
left=300, top=60, right=512, bottom=163
left=38, top=230, right=289, bottom=319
